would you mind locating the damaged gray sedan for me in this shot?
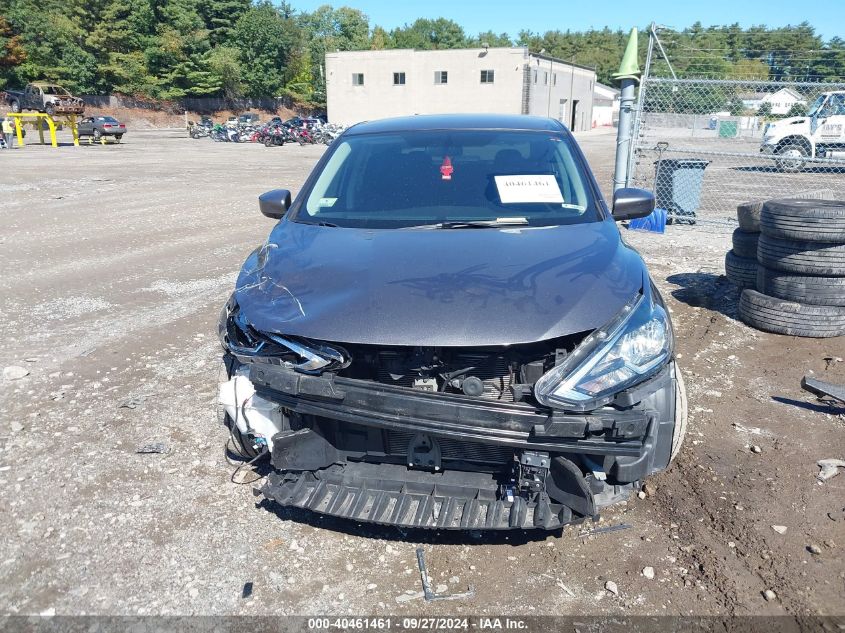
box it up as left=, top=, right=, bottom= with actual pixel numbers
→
left=218, top=114, right=687, bottom=531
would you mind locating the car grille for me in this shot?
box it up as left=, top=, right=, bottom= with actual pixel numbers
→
left=386, top=430, right=514, bottom=465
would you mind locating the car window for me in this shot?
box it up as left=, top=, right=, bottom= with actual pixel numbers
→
left=101, top=116, right=118, bottom=123
left=828, top=95, right=845, bottom=115
left=294, top=129, right=599, bottom=228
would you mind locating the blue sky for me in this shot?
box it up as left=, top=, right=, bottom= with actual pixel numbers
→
left=289, top=0, right=844, bottom=40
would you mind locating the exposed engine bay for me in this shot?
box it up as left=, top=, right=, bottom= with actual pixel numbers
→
left=218, top=303, right=680, bottom=530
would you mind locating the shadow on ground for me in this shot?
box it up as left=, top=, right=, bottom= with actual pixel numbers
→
left=771, top=395, right=845, bottom=415
left=665, top=272, right=742, bottom=318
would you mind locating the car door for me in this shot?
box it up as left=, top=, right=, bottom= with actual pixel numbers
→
left=817, top=94, right=845, bottom=147
left=24, top=85, right=38, bottom=108
left=78, top=117, right=94, bottom=135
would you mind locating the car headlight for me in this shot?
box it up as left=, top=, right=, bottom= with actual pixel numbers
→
left=535, top=292, right=672, bottom=411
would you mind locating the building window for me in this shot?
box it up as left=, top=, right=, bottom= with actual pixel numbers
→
left=544, top=71, right=548, bottom=85
left=393, top=72, right=406, bottom=85
left=352, top=73, right=364, bottom=86
left=480, top=70, right=495, bottom=84
left=434, top=71, right=448, bottom=84
left=553, top=73, right=557, bottom=86
left=533, top=70, right=537, bottom=84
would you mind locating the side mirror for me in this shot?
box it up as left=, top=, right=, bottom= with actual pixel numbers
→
left=612, top=187, right=655, bottom=222
left=259, top=189, right=292, bottom=219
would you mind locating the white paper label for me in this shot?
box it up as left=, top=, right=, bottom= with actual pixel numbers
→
left=494, top=175, right=564, bottom=204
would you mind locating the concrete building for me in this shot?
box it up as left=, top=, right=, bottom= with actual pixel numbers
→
left=325, top=47, right=597, bottom=131
left=592, top=82, right=620, bottom=128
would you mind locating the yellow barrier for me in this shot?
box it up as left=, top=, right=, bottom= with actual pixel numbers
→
left=5, top=112, right=79, bottom=148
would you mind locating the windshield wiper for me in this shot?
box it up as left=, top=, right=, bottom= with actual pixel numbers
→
left=427, top=218, right=530, bottom=229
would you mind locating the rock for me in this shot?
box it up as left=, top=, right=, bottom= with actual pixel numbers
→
left=762, top=589, right=777, bottom=602
left=604, top=580, right=618, bottom=596
left=642, top=566, right=655, bottom=580
left=807, top=544, right=822, bottom=555
left=395, top=591, right=424, bottom=603
left=771, top=525, right=788, bottom=535
left=10, top=421, right=24, bottom=433
left=817, top=458, right=845, bottom=482
left=449, top=576, right=460, bottom=584
left=188, top=587, right=199, bottom=598
left=637, top=491, right=646, bottom=500
left=366, top=583, right=377, bottom=590
left=435, top=584, right=448, bottom=594
left=750, top=445, right=762, bottom=454
left=643, top=482, right=657, bottom=497
left=3, top=366, right=29, bottom=381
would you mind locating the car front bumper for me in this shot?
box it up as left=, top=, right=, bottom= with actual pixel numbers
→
left=223, top=357, right=681, bottom=531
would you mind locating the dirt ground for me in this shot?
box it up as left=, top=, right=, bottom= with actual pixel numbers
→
left=0, top=128, right=843, bottom=619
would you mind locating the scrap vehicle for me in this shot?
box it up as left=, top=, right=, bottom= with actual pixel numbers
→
left=761, top=91, right=845, bottom=172
left=238, top=113, right=260, bottom=125
left=77, top=115, right=126, bottom=141
left=217, top=114, right=687, bottom=531
left=4, top=82, right=85, bottom=116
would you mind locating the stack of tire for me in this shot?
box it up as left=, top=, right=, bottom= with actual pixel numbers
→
left=724, top=202, right=761, bottom=290
left=735, top=198, right=845, bottom=338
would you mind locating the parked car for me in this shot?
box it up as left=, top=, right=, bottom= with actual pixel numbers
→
left=225, top=116, right=239, bottom=129
left=238, top=113, right=260, bottom=125
left=761, top=91, right=845, bottom=172
left=77, top=115, right=126, bottom=141
left=4, top=82, right=85, bottom=116
left=217, top=114, right=686, bottom=531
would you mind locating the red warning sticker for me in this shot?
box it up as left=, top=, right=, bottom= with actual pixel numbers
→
left=440, top=155, right=454, bottom=180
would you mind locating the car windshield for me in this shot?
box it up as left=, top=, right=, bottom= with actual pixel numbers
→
left=100, top=116, right=118, bottom=123
left=294, top=129, right=599, bottom=229
left=42, top=86, right=69, bottom=96
left=807, top=95, right=827, bottom=117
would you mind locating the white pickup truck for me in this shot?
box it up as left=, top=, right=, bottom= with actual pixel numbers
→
left=760, top=91, right=845, bottom=172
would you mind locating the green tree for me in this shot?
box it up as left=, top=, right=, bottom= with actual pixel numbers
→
left=145, top=0, right=212, bottom=98
left=757, top=101, right=772, bottom=117
left=468, top=31, right=512, bottom=47
left=0, top=15, right=26, bottom=89
left=198, top=0, right=251, bottom=46
left=232, top=1, right=300, bottom=97
left=205, top=45, right=243, bottom=99
left=3, top=0, right=98, bottom=91
left=727, top=94, right=745, bottom=115
left=786, top=102, right=806, bottom=117
left=87, top=0, right=155, bottom=93
left=299, top=5, right=370, bottom=99
left=390, top=18, right=466, bottom=50
left=370, top=25, right=391, bottom=50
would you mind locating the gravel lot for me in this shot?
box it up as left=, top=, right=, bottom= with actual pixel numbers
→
left=1, top=128, right=843, bottom=618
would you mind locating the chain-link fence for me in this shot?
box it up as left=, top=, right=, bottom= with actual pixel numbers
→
left=628, top=34, right=845, bottom=226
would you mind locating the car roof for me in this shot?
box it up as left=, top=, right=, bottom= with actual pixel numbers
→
left=344, top=114, right=568, bottom=136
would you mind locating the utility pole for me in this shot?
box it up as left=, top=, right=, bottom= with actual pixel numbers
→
left=612, top=28, right=641, bottom=192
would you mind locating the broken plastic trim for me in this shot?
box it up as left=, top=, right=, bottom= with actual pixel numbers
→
left=264, top=333, right=349, bottom=374
left=219, top=296, right=350, bottom=374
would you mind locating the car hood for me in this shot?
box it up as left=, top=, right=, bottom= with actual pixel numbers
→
left=233, top=219, right=646, bottom=347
